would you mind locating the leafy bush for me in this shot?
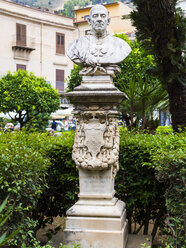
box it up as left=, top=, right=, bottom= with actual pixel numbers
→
left=156, top=126, right=173, bottom=134
left=151, top=132, right=186, bottom=247
left=23, top=240, right=80, bottom=248
left=32, top=131, right=78, bottom=229
left=116, top=130, right=167, bottom=240
left=116, top=129, right=186, bottom=246
left=0, top=130, right=185, bottom=247
left=0, top=131, right=78, bottom=247
left=0, top=196, right=20, bottom=247
left=0, top=132, right=51, bottom=247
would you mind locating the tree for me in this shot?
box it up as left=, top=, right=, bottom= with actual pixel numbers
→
left=113, top=35, right=168, bottom=129
left=66, top=65, right=82, bottom=92
left=24, top=112, right=51, bottom=131
left=61, top=0, right=91, bottom=18
left=130, top=0, right=186, bottom=132
left=0, top=70, right=60, bottom=129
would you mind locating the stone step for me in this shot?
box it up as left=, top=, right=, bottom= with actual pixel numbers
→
left=126, top=234, right=152, bottom=248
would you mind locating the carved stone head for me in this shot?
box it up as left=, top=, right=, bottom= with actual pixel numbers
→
left=87, top=5, right=110, bottom=35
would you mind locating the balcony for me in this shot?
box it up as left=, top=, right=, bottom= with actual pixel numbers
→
left=12, top=35, right=35, bottom=61
left=12, top=35, right=35, bottom=52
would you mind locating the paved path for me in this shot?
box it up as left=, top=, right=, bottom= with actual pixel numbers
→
left=127, top=234, right=152, bottom=248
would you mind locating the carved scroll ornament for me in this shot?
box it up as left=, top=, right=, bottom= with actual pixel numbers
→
left=72, top=110, right=120, bottom=177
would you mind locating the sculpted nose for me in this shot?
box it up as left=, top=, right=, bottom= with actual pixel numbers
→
left=97, top=15, right=102, bottom=21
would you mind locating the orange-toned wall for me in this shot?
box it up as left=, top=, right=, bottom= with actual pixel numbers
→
left=74, top=2, right=120, bottom=22
left=74, top=2, right=135, bottom=37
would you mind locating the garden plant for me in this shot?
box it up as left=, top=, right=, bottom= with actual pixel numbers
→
left=0, top=129, right=185, bottom=247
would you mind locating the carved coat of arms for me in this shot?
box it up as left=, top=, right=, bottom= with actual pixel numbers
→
left=72, top=113, right=119, bottom=177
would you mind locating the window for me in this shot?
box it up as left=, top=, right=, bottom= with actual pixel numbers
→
left=17, top=64, right=26, bottom=71
left=16, top=23, right=26, bottom=46
left=56, top=69, right=64, bottom=92
left=84, top=15, right=89, bottom=20
left=56, top=33, right=65, bottom=54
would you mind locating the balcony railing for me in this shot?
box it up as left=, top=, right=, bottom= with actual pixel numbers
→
left=12, top=35, right=35, bottom=51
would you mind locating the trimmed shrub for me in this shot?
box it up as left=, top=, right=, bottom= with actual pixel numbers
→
left=0, top=132, right=50, bottom=246
left=32, top=132, right=78, bottom=229
left=116, top=129, right=186, bottom=246
left=0, top=131, right=78, bottom=247
left=116, top=130, right=167, bottom=239
left=156, top=126, right=173, bottom=134
left=151, top=132, right=186, bottom=247
left=0, top=130, right=185, bottom=247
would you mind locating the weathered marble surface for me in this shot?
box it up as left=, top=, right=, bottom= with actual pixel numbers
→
left=72, top=108, right=120, bottom=177
left=63, top=75, right=128, bottom=248
left=63, top=4, right=132, bottom=248
left=66, top=4, right=131, bottom=76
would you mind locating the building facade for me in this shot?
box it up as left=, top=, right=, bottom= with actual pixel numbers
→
left=73, top=1, right=136, bottom=38
left=0, top=0, right=75, bottom=104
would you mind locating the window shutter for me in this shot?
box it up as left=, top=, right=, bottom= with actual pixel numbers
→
left=56, top=69, right=64, bottom=92
left=16, top=23, right=26, bottom=46
left=56, top=33, right=65, bottom=54
left=21, top=24, right=26, bottom=46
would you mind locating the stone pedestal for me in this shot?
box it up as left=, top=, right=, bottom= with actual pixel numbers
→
left=62, top=74, right=128, bottom=248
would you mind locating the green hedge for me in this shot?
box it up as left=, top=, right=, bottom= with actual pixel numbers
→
left=0, top=132, right=50, bottom=247
left=156, top=126, right=173, bottom=134
left=117, top=129, right=186, bottom=247
left=116, top=131, right=166, bottom=239
left=0, top=131, right=78, bottom=247
left=0, top=130, right=185, bottom=247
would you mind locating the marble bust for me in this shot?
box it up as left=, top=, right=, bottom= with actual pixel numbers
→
left=67, top=4, right=131, bottom=75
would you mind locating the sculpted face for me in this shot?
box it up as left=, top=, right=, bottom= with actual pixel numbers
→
left=88, top=5, right=110, bottom=34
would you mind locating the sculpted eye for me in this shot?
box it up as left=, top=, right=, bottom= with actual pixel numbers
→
left=93, top=14, right=98, bottom=18
left=101, top=14, right=106, bottom=18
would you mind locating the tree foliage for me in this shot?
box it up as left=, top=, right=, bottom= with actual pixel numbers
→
left=61, top=0, right=91, bottom=18
left=130, top=0, right=186, bottom=131
left=0, top=70, right=60, bottom=129
left=66, top=65, right=82, bottom=92
left=114, top=34, right=168, bottom=129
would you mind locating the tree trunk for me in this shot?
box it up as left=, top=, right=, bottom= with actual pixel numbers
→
left=141, top=98, right=146, bottom=129
left=167, top=80, right=186, bottom=132
left=130, top=100, right=134, bottom=127
left=143, top=206, right=151, bottom=235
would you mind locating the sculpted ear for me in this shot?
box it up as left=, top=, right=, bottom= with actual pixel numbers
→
left=87, top=17, right=91, bottom=25
left=107, top=17, right=110, bottom=25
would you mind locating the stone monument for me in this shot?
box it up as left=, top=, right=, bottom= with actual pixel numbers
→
left=63, top=4, right=131, bottom=248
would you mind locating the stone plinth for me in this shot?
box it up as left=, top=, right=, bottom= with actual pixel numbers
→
left=61, top=74, right=128, bottom=248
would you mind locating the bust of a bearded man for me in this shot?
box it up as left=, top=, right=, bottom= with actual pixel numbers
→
left=67, top=4, right=131, bottom=76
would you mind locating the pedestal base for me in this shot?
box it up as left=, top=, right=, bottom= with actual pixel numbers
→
left=63, top=74, right=128, bottom=247
left=62, top=199, right=128, bottom=248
